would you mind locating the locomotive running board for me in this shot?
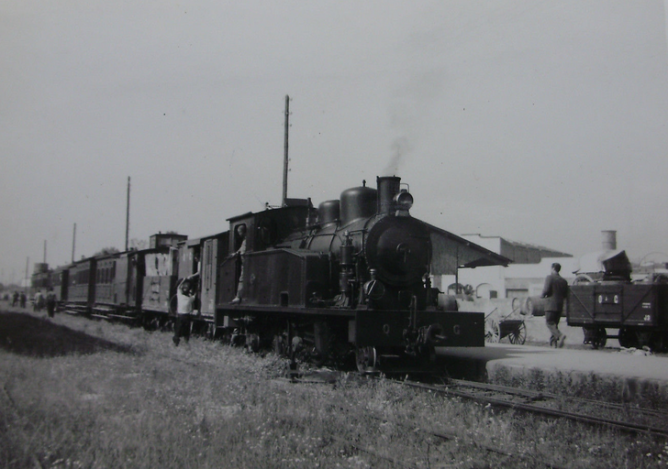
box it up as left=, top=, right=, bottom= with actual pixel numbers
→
left=216, top=304, right=355, bottom=317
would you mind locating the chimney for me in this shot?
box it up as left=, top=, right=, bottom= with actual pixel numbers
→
left=376, top=176, right=401, bottom=215
left=601, top=230, right=617, bottom=250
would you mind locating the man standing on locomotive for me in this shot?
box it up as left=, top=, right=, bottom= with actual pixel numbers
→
left=542, top=262, right=569, bottom=348
left=231, top=224, right=247, bottom=304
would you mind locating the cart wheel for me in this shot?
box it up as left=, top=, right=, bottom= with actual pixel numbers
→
left=485, top=320, right=500, bottom=343
left=507, top=322, right=526, bottom=345
left=573, top=274, right=594, bottom=285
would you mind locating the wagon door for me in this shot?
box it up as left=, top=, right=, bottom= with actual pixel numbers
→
left=200, top=238, right=218, bottom=318
left=620, top=284, right=661, bottom=328
left=592, top=285, right=625, bottom=324
left=115, top=256, right=129, bottom=305
left=127, top=253, right=140, bottom=307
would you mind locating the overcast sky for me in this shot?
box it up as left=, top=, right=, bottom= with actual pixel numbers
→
left=2, top=1, right=668, bottom=284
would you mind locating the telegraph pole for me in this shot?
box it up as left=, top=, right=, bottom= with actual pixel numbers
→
left=125, top=176, right=131, bottom=251
left=282, top=95, right=290, bottom=206
left=43, top=240, right=47, bottom=264
left=71, top=223, right=76, bottom=263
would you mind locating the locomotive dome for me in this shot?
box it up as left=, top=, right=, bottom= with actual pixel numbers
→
left=339, top=184, right=377, bottom=225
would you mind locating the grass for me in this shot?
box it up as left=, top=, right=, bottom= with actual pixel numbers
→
left=1, top=308, right=668, bottom=468
left=489, top=364, right=668, bottom=410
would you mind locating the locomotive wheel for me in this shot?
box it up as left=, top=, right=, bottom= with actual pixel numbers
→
left=507, top=322, right=526, bottom=345
left=272, top=334, right=288, bottom=357
left=418, top=344, right=437, bottom=363
left=356, top=346, right=378, bottom=373
left=485, top=320, right=500, bottom=343
left=246, top=333, right=260, bottom=353
left=206, top=323, right=218, bottom=340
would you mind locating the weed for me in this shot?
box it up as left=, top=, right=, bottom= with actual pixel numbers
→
left=1, top=311, right=666, bottom=468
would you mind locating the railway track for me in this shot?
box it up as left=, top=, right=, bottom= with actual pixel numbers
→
left=272, top=373, right=569, bottom=469
left=311, top=374, right=668, bottom=468
left=397, top=377, right=668, bottom=438
left=332, top=411, right=570, bottom=469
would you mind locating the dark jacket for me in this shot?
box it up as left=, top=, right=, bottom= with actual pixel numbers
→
left=542, top=273, right=568, bottom=312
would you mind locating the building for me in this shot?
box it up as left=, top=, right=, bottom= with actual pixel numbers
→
left=149, top=232, right=188, bottom=249
left=435, top=234, right=575, bottom=300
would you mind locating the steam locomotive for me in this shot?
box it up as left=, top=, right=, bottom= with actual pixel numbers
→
left=36, top=176, right=506, bottom=371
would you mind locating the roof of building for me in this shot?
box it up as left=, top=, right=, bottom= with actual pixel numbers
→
left=428, top=226, right=512, bottom=275
left=462, top=234, right=572, bottom=260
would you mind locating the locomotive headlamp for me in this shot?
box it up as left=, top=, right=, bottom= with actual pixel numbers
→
left=394, top=190, right=414, bottom=211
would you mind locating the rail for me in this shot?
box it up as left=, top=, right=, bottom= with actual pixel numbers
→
left=396, top=378, right=668, bottom=438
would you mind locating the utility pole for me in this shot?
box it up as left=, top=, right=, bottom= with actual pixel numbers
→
left=43, top=240, right=47, bottom=264
left=125, top=176, right=131, bottom=251
left=282, top=95, right=290, bottom=206
left=72, top=223, right=76, bottom=263
left=24, top=256, right=29, bottom=290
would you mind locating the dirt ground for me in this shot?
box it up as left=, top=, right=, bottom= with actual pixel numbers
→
left=0, top=310, right=134, bottom=357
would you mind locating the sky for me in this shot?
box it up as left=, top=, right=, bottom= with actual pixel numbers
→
left=1, top=0, right=668, bottom=285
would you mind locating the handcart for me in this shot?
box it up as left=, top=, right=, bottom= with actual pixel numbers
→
left=484, top=299, right=527, bottom=345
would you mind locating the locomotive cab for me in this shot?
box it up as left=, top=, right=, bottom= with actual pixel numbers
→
left=217, top=202, right=317, bottom=307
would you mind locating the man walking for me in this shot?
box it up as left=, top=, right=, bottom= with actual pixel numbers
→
left=542, top=262, right=569, bottom=348
left=45, top=289, right=57, bottom=318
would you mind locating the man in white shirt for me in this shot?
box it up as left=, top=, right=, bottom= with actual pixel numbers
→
left=173, top=279, right=195, bottom=346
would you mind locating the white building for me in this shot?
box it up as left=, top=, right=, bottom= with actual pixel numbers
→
left=433, top=234, right=575, bottom=300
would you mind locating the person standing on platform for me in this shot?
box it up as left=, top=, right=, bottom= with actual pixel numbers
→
left=542, top=262, right=569, bottom=348
left=46, top=289, right=57, bottom=318
left=33, top=291, right=43, bottom=312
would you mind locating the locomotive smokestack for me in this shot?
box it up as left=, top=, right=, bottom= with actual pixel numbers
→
left=601, top=230, right=617, bottom=250
left=377, top=176, right=401, bottom=215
